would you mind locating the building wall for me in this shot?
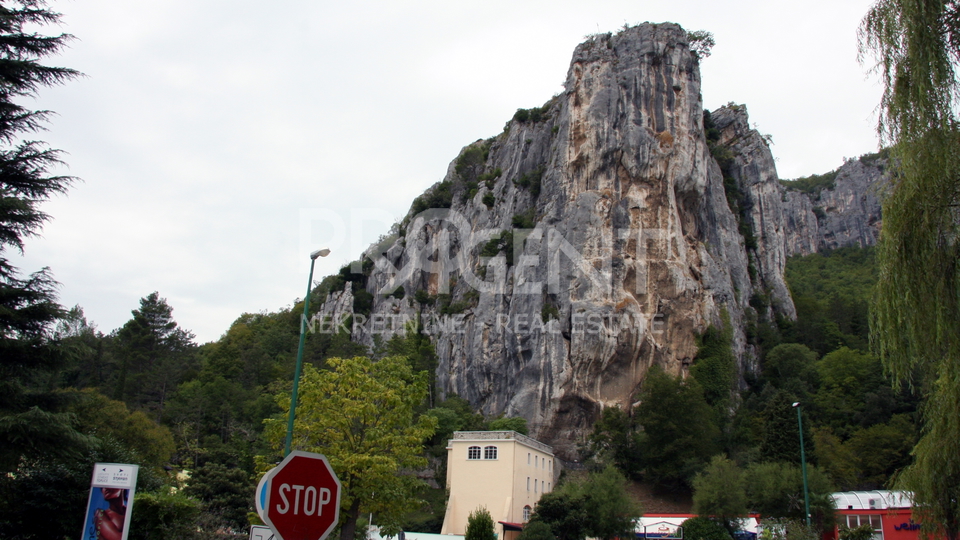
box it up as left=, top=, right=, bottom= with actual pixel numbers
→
left=829, top=509, right=925, bottom=540
left=441, top=432, right=556, bottom=539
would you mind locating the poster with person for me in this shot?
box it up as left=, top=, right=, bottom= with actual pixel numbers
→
left=80, top=463, right=139, bottom=540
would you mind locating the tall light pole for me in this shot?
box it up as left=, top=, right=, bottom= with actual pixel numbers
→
left=284, top=248, right=330, bottom=456
left=793, top=401, right=811, bottom=527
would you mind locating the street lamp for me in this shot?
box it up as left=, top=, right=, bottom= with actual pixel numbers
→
left=793, top=401, right=811, bottom=527
left=284, top=248, right=331, bottom=456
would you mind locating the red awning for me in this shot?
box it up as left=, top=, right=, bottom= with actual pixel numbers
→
left=499, top=521, right=525, bottom=532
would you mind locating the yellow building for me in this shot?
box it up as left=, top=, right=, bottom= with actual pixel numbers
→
left=441, top=431, right=557, bottom=540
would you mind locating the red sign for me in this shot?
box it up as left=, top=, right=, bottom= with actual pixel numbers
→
left=261, top=451, right=342, bottom=540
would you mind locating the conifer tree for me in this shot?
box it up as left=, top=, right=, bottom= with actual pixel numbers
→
left=0, top=0, right=85, bottom=472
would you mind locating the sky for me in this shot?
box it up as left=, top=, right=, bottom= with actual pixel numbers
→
left=15, top=0, right=885, bottom=343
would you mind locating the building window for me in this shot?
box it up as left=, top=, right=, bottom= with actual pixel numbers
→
left=528, top=453, right=531, bottom=464
left=547, top=482, right=551, bottom=491
left=523, top=506, right=532, bottom=522
left=534, top=479, right=538, bottom=493
left=535, top=456, right=539, bottom=468
left=844, top=515, right=883, bottom=540
left=549, top=460, right=552, bottom=471
left=484, top=446, right=498, bottom=460
left=527, top=477, right=530, bottom=491
left=468, top=446, right=481, bottom=460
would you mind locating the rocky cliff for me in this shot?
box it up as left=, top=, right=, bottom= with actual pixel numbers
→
left=315, top=23, right=886, bottom=457
left=781, top=154, right=887, bottom=256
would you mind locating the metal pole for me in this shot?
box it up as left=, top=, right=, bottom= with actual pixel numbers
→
left=284, top=249, right=329, bottom=456
left=794, top=402, right=811, bottom=527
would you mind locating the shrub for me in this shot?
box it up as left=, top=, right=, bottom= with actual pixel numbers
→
left=462, top=180, right=479, bottom=202
left=456, top=144, right=489, bottom=176
left=683, top=516, right=732, bottom=540
left=779, top=170, right=839, bottom=198
left=541, top=304, right=560, bottom=323
left=411, top=180, right=453, bottom=214
left=512, top=209, right=536, bottom=229
left=480, top=231, right=515, bottom=266
left=466, top=507, right=496, bottom=540
left=414, top=290, right=435, bottom=305
left=389, top=285, right=405, bottom=300
left=514, top=168, right=544, bottom=198
left=482, top=192, right=495, bottom=209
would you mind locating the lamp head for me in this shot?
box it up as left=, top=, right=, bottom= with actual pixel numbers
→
left=310, top=248, right=331, bottom=259
left=792, top=402, right=801, bottom=408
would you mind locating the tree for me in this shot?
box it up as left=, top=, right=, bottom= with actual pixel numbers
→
left=0, top=0, right=87, bottom=473
left=518, top=520, right=556, bottom=540
left=683, top=516, right=732, bottom=540
left=488, top=415, right=528, bottom=434
left=757, top=392, right=811, bottom=465
left=111, top=292, right=198, bottom=419
left=693, top=455, right=748, bottom=533
left=532, top=491, right=590, bottom=540
left=583, top=406, right=643, bottom=479
left=860, top=3, right=960, bottom=538
left=262, top=356, right=437, bottom=540
left=745, top=461, right=834, bottom=529
left=465, top=507, right=497, bottom=540
left=636, top=366, right=720, bottom=490
left=63, top=388, right=176, bottom=468
left=575, top=465, right=642, bottom=540
left=540, top=467, right=641, bottom=540
left=761, top=344, right=818, bottom=401
left=182, top=461, right=253, bottom=530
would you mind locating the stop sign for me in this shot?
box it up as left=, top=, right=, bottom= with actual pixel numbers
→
left=260, top=451, right=342, bottom=540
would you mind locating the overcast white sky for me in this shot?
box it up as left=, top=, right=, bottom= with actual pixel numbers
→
left=15, top=0, right=884, bottom=343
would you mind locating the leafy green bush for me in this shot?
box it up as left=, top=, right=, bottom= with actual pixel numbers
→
left=466, top=507, right=496, bottom=540
left=482, top=192, right=495, bottom=209
left=541, top=304, right=560, bottom=323
left=131, top=490, right=202, bottom=540
left=456, top=144, right=490, bottom=176
left=683, top=516, right=732, bottom=540
left=478, top=167, right=503, bottom=189
left=411, top=180, right=453, bottom=214
left=514, top=168, right=544, bottom=197
left=462, top=180, right=479, bottom=202
left=512, top=209, right=536, bottom=229
left=780, top=170, right=839, bottom=198
left=480, top=231, right=515, bottom=266
left=389, top=285, right=405, bottom=300
left=414, top=289, right=435, bottom=305
left=513, top=106, right=550, bottom=123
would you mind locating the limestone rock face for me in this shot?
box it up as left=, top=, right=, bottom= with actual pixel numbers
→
left=313, top=24, right=884, bottom=457
left=780, top=157, right=887, bottom=256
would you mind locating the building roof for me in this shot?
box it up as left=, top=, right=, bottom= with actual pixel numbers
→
left=448, top=431, right=554, bottom=455
left=832, top=491, right=912, bottom=510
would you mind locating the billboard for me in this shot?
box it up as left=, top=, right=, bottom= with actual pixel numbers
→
left=80, top=463, right=139, bottom=540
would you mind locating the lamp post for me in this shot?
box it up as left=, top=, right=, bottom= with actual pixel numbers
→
left=283, top=248, right=330, bottom=456
left=793, top=401, right=811, bottom=527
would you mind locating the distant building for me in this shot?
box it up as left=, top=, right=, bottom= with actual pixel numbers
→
left=441, top=431, right=557, bottom=540
left=636, top=514, right=760, bottom=540
left=827, top=491, right=922, bottom=540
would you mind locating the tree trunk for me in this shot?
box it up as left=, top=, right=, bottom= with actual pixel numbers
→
left=339, top=496, right=362, bottom=540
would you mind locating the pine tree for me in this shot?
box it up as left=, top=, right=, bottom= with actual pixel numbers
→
left=111, top=292, right=197, bottom=419
left=0, top=0, right=85, bottom=473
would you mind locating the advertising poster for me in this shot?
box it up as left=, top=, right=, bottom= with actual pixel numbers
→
left=80, top=463, right=139, bottom=540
